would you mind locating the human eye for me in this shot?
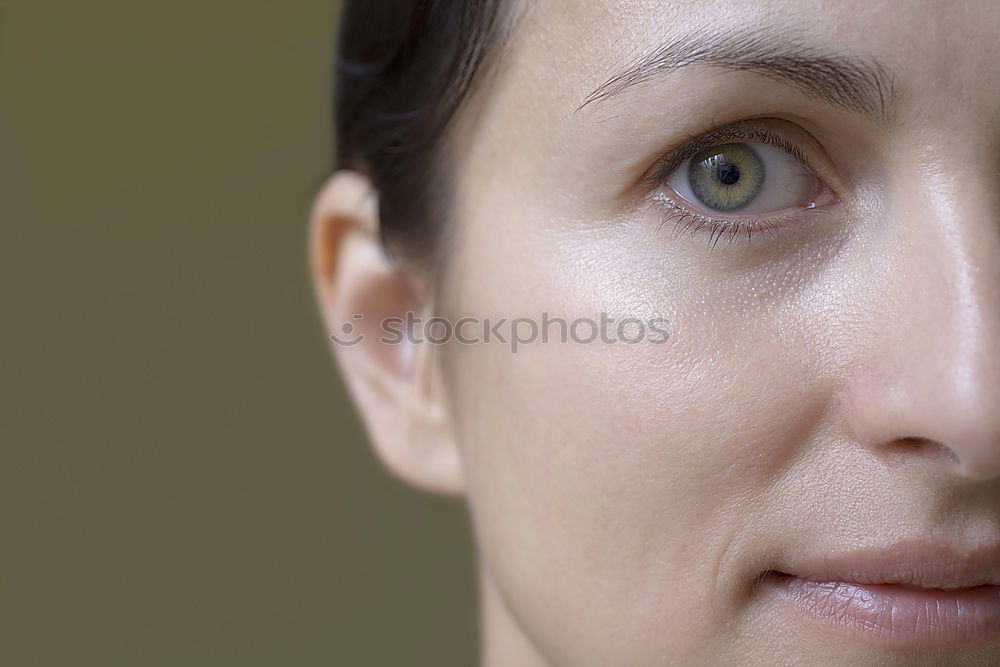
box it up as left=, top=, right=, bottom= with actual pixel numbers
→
left=650, top=121, right=840, bottom=246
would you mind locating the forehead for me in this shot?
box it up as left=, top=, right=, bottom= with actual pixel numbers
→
left=493, top=0, right=999, bottom=116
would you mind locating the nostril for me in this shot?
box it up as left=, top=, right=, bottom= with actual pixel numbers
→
left=882, top=436, right=960, bottom=466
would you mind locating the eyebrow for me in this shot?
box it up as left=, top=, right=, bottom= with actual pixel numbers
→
left=578, top=25, right=898, bottom=122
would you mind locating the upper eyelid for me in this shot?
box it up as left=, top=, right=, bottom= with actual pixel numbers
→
left=647, top=120, right=818, bottom=187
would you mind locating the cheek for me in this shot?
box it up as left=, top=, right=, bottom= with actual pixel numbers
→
left=439, top=218, right=845, bottom=663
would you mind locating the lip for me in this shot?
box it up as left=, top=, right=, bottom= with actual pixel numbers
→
left=762, top=541, right=1000, bottom=645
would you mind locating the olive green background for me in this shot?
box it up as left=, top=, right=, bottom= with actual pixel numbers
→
left=3, top=2, right=477, bottom=665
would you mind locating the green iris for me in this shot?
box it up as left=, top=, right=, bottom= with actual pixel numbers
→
left=688, top=143, right=765, bottom=211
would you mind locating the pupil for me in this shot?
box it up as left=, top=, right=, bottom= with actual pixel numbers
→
left=716, top=161, right=741, bottom=186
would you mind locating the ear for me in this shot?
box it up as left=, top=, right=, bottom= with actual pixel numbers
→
left=309, top=170, right=463, bottom=495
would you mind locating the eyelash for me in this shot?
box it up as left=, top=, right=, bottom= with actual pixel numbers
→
left=645, top=122, right=834, bottom=247
left=653, top=195, right=794, bottom=247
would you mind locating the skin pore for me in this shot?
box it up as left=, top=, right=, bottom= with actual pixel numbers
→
left=312, top=1, right=1000, bottom=664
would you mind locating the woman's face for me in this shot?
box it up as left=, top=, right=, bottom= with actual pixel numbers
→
left=320, top=0, right=1000, bottom=663
left=430, top=0, right=1000, bottom=663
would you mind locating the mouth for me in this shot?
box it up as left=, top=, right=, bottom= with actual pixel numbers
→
left=760, top=542, right=1000, bottom=646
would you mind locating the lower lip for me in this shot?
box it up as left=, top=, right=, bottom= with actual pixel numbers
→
left=765, top=572, right=1000, bottom=645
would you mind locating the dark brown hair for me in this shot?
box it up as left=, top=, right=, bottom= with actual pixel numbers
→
left=334, top=1, right=508, bottom=264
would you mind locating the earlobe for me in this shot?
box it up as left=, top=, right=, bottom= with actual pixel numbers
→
left=309, top=170, right=464, bottom=496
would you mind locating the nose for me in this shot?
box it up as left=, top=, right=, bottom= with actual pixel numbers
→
left=845, top=156, right=1000, bottom=481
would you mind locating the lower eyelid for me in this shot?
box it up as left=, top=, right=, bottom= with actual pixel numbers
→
left=658, top=176, right=834, bottom=221
left=649, top=190, right=840, bottom=247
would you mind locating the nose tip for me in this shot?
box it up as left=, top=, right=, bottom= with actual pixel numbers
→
left=848, top=362, right=1000, bottom=481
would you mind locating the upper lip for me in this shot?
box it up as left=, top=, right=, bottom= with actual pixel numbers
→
left=772, top=540, right=1000, bottom=590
